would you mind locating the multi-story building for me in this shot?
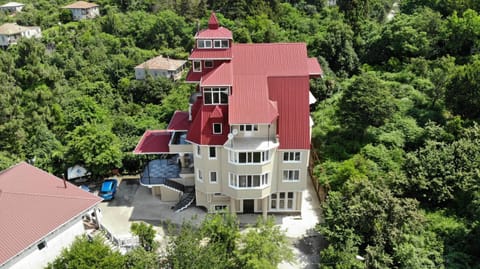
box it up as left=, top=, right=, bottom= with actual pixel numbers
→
left=134, top=13, right=322, bottom=217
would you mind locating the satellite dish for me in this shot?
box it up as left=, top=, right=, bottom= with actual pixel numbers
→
left=228, top=133, right=234, bottom=140
left=232, top=129, right=238, bottom=135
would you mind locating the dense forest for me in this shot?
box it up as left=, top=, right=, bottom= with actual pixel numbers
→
left=1, top=0, right=480, bottom=268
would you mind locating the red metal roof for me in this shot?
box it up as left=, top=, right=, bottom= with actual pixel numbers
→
left=186, top=105, right=229, bottom=145
left=307, top=57, right=323, bottom=77
left=167, top=111, right=190, bottom=131
left=186, top=69, right=203, bottom=82
left=208, top=12, right=219, bottom=29
left=133, top=130, right=171, bottom=154
left=229, top=76, right=278, bottom=124
left=0, top=162, right=101, bottom=266
left=189, top=48, right=232, bottom=60
left=201, top=62, right=233, bottom=86
left=268, top=77, right=311, bottom=149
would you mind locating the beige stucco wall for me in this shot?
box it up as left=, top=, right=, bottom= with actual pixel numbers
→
left=192, top=123, right=309, bottom=213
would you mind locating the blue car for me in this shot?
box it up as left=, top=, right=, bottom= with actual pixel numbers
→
left=99, top=179, right=118, bottom=201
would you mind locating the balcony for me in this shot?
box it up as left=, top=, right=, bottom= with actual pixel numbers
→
left=224, top=137, right=278, bottom=151
left=169, top=132, right=192, bottom=153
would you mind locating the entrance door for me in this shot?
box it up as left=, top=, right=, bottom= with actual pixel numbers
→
left=243, top=199, right=254, bottom=213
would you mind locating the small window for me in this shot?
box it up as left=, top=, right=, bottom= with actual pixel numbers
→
left=239, top=124, right=258, bottom=132
left=213, top=123, right=222, bottom=134
left=193, top=60, right=201, bottom=72
left=214, top=205, right=228, bottom=211
left=210, top=171, right=217, bottom=183
left=197, top=169, right=203, bottom=181
left=37, top=241, right=47, bottom=250
left=283, top=152, right=301, bottom=162
left=283, top=170, right=300, bottom=181
left=205, top=60, right=213, bottom=68
left=209, top=147, right=217, bottom=159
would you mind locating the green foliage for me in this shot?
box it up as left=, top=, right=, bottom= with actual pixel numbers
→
left=123, top=247, right=159, bottom=269
left=130, top=221, right=158, bottom=251
left=338, top=72, right=397, bottom=131
left=166, top=213, right=291, bottom=269
left=46, top=235, right=125, bottom=269
left=445, top=57, right=480, bottom=119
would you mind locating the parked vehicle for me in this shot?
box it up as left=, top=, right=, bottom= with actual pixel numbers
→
left=99, top=179, right=118, bottom=200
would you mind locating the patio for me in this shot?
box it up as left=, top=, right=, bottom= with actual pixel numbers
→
left=140, top=158, right=181, bottom=186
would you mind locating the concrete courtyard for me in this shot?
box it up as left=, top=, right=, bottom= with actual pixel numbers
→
left=97, top=176, right=323, bottom=268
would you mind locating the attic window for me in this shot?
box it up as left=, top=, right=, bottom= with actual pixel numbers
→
left=197, top=39, right=212, bottom=48
left=214, top=40, right=229, bottom=48
left=37, top=241, right=47, bottom=250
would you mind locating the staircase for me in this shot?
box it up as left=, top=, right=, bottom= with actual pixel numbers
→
left=164, top=179, right=185, bottom=193
left=172, top=191, right=195, bottom=212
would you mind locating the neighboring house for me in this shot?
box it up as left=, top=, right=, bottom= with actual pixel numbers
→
left=0, top=23, right=41, bottom=47
left=135, top=56, right=187, bottom=81
left=0, top=2, right=24, bottom=13
left=62, top=1, right=99, bottom=21
left=134, top=12, right=322, bottom=216
left=0, top=162, right=102, bottom=269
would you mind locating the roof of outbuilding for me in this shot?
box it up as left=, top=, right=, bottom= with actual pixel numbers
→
left=135, top=56, right=186, bottom=71
left=62, top=1, right=98, bottom=9
left=0, top=162, right=102, bottom=266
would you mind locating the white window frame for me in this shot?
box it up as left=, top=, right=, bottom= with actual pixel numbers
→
left=229, top=150, right=270, bottom=164
left=213, top=39, right=229, bottom=48
left=239, top=124, right=258, bottom=132
left=193, top=60, right=201, bottom=72
left=197, top=39, right=212, bottom=48
left=283, top=152, right=301, bottom=162
left=213, top=123, right=222, bottom=134
left=203, top=87, right=229, bottom=105
left=228, top=172, right=269, bottom=189
left=197, top=169, right=203, bottom=182
left=205, top=60, right=214, bottom=68
left=270, top=192, right=295, bottom=210
left=282, top=170, right=300, bottom=182
left=210, top=171, right=217, bottom=183
left=209, top=146, right=217, bottom=159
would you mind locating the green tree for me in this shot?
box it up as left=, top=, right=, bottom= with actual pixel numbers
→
left=130, top=221, right=158, bottom=251
left=66, top=123, right=123, bottom=177
left=445, top=57, right=480, bottom=119
left=46, top=235, right=125, bottom=269
left=338, top=72, right=397, bottom=131
left=235, top=217, right=293, bottom=269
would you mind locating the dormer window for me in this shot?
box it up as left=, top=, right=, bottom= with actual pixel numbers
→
left=214, top=40, right=229, bottom=48
left=193, top=60, right=201, bottom=72
left=204, top=87, right=229, bottom=105
left=205, top=60, right=214, bottom=68
left=197, top=39, right=212, bottom=48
